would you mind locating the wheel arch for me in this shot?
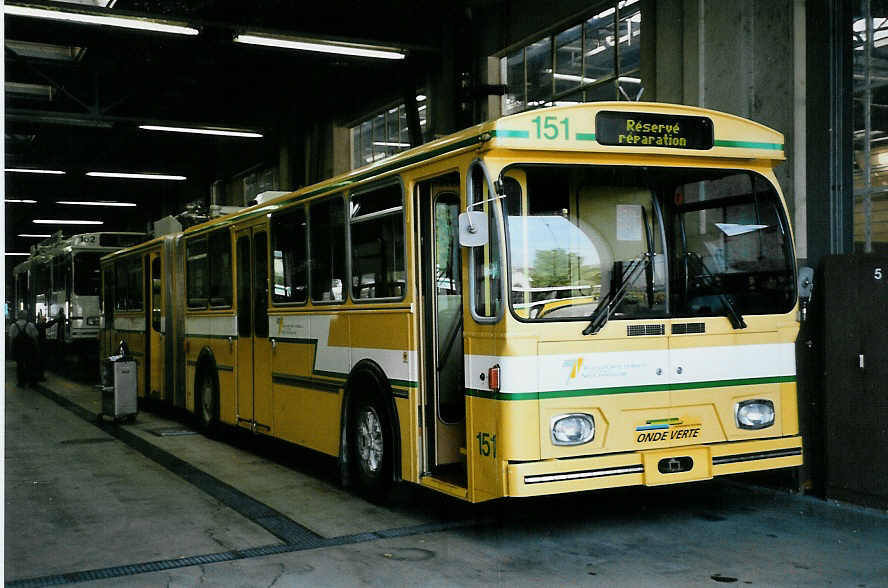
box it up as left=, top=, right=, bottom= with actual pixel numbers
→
left=193, top=345, right=220, bottom=417
left=339, top=358, right=403, bottom=486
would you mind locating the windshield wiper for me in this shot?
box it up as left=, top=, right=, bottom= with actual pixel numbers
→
left=684, top=252, right=747, bottom=329
left=583, top=253, right=650, bottom=335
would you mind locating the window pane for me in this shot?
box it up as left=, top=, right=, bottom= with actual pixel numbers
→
left=372, top=113, right=386, bottom=163
left=852, top=9, right=888, bottom=252
left=127, top=259, right=143, bottom=311
left=676, top=173, right=794, bottom=315
left=386, top=108, right=400, bottom=157
left=526, top=37, right=552, bottom=108
left=555, top=25, right=584, bottom=94
left=271, top=205, right=308, bottom=304
left=186, top=237, right=208, bottom=308
left=585, top=7, right=616, bottom=82
left=361, top=120, right=373, bottom=167
left=350, top=184, right=405, bottom=299
left=73, top=252, right=101, bottom=296
left=584, top=80, right=618, bottom=102
left=351, top=126, right=361, bottom=170
left=399, top=105, right=410, bottom=148
left=207, top=230, right=232, bottom=307
left=309, top=195, right=347, bottom=302
left=470, top=165, right=503, bottom=318
left=114, top=262, right=127, bottom=311
left=505, top=166, right=665, bottom=320
left=618, top=0, right=642, bottom=73
left=503, top=49, right=525, bottom=115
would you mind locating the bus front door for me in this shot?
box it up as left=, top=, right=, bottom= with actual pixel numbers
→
left=235, top=228, right=273, bottom=434
left=419, top=181, right=466, bottom=474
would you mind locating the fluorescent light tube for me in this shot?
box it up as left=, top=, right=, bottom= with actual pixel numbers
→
left=18, top=234, right=52, bottom=238
left=57, top=200, right=137, bottom=207
left=33, top=219, right=104, bottom=225
left=87, top=172, right=186, bottom=180
left=4, top=5, right=199, bottom=36
left=234, top=33, right=406, bottom=60
left=6, top=252, right=30, bottom=256
left=5, top=168, right=65, bottom=174
left=139, top=125, right=263, bottom=138
left=5, top=199, right=38, bottom=204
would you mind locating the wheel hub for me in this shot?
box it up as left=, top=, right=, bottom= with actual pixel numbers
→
left=356, top=406, right=383, bottom=474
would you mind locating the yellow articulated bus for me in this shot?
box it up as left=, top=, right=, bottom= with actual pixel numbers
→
left=100, top=102, right=803, bottom=502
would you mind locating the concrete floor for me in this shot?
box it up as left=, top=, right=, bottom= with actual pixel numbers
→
left=5, top=361, right=888, bottom=587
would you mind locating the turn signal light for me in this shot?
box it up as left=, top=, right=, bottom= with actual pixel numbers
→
left=488, top=365, right=500, bottom=392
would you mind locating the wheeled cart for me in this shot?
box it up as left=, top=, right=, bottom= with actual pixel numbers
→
left=97, top=356, right=137, bottom=423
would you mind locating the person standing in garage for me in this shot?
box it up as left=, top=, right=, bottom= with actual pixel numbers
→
left=8, top=310, right=39, bottom=387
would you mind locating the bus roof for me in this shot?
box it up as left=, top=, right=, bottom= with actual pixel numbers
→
left=115, top=102, right=785, bottom=242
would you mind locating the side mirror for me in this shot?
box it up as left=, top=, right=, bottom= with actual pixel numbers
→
left=798, top=266, right=814, bottom=300
left=458, top=211, right=489, bottom=247
left=797, top=266, right=814, bottom=322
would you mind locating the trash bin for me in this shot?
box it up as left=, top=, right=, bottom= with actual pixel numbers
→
left=99, top=354, right=137, bottom=423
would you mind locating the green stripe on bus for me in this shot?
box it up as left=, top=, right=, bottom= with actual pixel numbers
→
left=714, top=140, right=783, bottom=150
left=492, top=129, right=530, bottom=139
left=272, top=373, right=340, bottom=393
left=575, top=132, right=596, bottom=141
left=467, top=375, right=796, bottom=401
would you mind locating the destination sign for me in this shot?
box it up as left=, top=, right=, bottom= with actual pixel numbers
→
left=596, top=111, right=714, bottom=150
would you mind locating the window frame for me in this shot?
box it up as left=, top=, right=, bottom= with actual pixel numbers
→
left=467, top=159, right=506, bottom=324
left=308, top=192, right=349, bottom=305
left=184, top=229, right=234, bottom=311
left=348, top=93, right=428, bottom=170
left=348, top=178, right=408, bottom=303
left=207, top=229, right=233, bottom=309
left=269, top=202, right=309, bottom=307
left=500, top=0, right=643, bottom=115
left=185, top=234, right=210, bottom=310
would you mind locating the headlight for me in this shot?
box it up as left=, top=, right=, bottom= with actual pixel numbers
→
left=86, top=316, right=100, bottom=326
left=736, top=399, right=775, bottom=430
left=551, top=413, right=595, bottom=445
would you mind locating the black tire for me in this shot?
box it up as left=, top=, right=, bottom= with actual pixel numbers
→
left=349, top=393, right=393, bottom=502
left=196, top=368, right=219, bottom=435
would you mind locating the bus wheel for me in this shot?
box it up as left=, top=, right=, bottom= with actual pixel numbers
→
left=197, top=370, right=219, bottom=435
left=349, top=395, right=392, bottom=502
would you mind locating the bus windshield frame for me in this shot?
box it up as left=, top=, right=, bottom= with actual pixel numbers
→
left=500, top=163, right=797, bottom=325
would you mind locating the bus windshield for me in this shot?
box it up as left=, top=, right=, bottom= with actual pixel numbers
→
left=73, top=252, right=102, bottom=296
left=502, top=165, right=795, bottom=323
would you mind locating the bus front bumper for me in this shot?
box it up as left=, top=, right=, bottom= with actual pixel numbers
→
left=506, top=436, right=802, bottom=498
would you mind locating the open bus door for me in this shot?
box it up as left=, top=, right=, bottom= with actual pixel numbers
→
left=418, top=176, right=466, bottom=484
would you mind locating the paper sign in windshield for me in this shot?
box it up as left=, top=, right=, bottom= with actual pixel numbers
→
left=715, top=223, right=768, bottom=237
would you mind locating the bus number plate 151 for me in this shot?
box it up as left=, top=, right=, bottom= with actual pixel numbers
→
left=476, top=432, right=497, bottom=458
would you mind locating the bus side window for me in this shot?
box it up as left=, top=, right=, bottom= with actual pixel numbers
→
left=349, top=182, right=405, bottom=300
left=208, top=229, right=233, bottom=308
left=186, top=236, right=209, bottom=309
left=270, top=205, right=307, bottom=304
left=115, top=261, right=127, bottom=311
left=127, top=258, right=143, bottom=311
left=469, top=163, right=503, bottom=320
left=309, top=194, right=347, bottom=303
